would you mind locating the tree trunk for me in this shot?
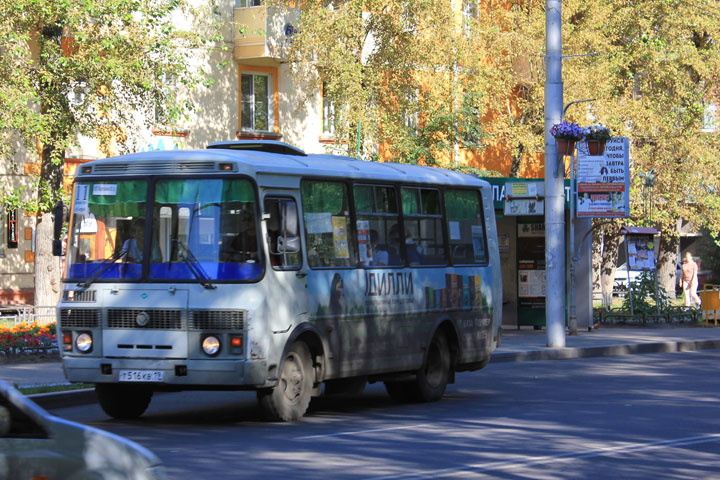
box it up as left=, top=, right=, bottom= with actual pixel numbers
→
left=657, top=220, right=681, bottom=300
left=509, top=143, right=524, bottom=178
left=34, top=145, right=64, bottom=308
left=600, top=223, right=622, bottom=307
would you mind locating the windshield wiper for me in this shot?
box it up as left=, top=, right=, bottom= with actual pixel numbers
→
left=173, top=240, right=216, bottom=290
left=76, top=250, right=125, bottom=292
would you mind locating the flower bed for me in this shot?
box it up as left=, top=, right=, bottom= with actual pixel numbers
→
left=0, top=322, right=58, bottom=356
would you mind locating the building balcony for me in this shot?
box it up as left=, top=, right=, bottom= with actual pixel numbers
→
left=233, top=6, right=299, bottom=61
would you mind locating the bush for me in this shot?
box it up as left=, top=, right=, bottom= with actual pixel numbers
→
left=621, top=271, right=670, bottom=315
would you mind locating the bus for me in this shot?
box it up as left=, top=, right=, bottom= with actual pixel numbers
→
left=55, top=141, right=502, bottom=421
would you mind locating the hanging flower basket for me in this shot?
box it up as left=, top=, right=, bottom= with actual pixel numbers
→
left=550, top=121, right=584, bottom=157
left=557, top=139, right=577, bottom=156
left=584, top=124, right=612, bottom=156
left=587, top=140, right=606, bottom=156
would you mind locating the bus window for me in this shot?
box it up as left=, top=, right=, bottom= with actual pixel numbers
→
left=445, top=189, right=487, bottom=264
left=301, top=180, right=357, bottom=268
left=353, top=185, right=401, bottom=267
left=150, top=178, right=262, bottom=281
left=401, top=187, right=446, bottom=265
left=264, top=197, right=302, bottom=269
left=65, top=180, right=148, bottom=280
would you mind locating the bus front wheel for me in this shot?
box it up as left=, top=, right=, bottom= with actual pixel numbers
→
left=96, top=384, right=153, bottom=419
left=258, top=341, right=313, bottom=422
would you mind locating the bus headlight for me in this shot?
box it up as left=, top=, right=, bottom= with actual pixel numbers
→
left=75, top=332, right=93, bottom=353
left=201, top=335, right=221, bottom=356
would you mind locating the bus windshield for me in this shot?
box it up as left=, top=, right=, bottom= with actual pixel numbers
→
left=65, top=178, right=262, bottom=283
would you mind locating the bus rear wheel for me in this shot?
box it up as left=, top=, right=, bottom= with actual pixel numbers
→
left=385, top=332, right=450, bottom=403
left=96, top=384, right=153, bottom=419
left=258, top=341, right=313, bottom=422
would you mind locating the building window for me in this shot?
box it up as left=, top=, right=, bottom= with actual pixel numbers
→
left=322, top=84, right=336, bottom=135
left=236, top=0, right=261, bottom=7
left=702, top=103, right=717, bottom=133
left=462, top=0, right=478, bottom=32
left=405, top=91, right=418, bottom=134
left=241, top=73, right=272, bottom=132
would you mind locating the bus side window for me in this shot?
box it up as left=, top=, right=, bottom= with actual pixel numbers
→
left=445, top=189, right=487, bottom=264
left=264, top=197, right=302, bottom=269
left=301, top=180, right=357, bottom=268
left=401, top=187, right=446, bottom=265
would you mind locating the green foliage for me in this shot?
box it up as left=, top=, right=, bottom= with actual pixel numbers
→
left=272, top=0, right=493, bottom=164
left=0, top=0, right=225, bottom=208
left=621, top=271, right=671, bottom=315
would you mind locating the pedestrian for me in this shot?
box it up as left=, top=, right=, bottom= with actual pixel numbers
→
left=679, top=251, right=702, bottom=308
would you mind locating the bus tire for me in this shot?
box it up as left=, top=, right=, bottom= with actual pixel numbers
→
left=385, top=332, right=451, bottom=403
left=258, top=341, right=313, bottom=422
left=413, top=332, right=451, bottom=402
left=95, top=384, right=153, bottom=419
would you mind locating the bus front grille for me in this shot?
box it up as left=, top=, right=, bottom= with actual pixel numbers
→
left=107, top=309, right=184, bottom=329
left=189, top=310, right=245, bottom=330
left=60, top=308, right=100, bottom=328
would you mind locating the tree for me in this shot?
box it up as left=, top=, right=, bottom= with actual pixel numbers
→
left=532, top=0, right=720, bottom=300
left=0, top=0, right=223, bottom=306
left=271, top=0, right=498, bottom=165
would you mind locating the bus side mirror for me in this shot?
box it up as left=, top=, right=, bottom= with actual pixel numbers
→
left=52, top=201, right=64, bottom=257
left=279, top=201, right=300, bottom=254
left=278, top=236, right=300, bottom=254
left=282, top=202, right=298, bottom=237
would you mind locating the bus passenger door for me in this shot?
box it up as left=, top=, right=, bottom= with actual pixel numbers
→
left=263, top=195, right=309, bottom=337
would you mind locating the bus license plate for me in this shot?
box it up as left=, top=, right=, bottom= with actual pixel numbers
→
left=118, top=370, right=164, bottom=382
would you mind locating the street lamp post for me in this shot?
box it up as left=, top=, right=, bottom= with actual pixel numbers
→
left=545, top=0, right=565, bottom=347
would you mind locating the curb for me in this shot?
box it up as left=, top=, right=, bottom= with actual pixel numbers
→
left=491, top=339, right=720, bottom=363
left=30, top=389, right=96, bottom=410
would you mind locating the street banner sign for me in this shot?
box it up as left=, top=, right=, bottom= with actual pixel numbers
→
left=576, top=137, right=630, bottom=218
left=504, top=181, right=544, bottom=216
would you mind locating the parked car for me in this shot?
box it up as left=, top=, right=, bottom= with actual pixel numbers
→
left=0, top=379, right=166, bottom=480
left=613, top=263, right=645, bottom=292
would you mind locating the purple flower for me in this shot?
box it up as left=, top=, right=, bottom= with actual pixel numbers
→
left=550, top=121, right=585, bottom=141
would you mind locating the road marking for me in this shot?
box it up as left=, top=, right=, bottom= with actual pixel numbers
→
left=366, top=433, right=720, bottom=479
left=295, top=424, right=431, bottom=440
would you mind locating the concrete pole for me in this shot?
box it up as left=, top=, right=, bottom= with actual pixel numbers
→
left=545, top=0, right=566, bottom=347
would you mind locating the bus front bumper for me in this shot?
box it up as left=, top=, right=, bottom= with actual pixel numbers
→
left=61, top=356, right=270, bottom=388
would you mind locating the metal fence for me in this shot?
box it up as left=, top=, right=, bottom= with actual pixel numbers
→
left=0, top=305, right=57, bottom=326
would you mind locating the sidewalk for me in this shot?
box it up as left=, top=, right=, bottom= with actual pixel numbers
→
left=492, top=325, right=720, bottom=362
left=2, top=325, right=720, bottom=408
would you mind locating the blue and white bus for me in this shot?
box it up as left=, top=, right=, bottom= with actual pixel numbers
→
left=56, top=141, right=502, bottom=421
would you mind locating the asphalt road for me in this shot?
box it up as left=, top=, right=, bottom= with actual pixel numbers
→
left=50, top=350, right=720, bottom=480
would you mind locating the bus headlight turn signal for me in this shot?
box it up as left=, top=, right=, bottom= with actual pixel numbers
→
left=201, top=335, right=221, bottom=356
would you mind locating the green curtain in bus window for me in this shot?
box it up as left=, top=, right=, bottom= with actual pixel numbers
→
left=376, top=186, right=397, bottom=213
left=353, top=185, right=373, bottom=213
left=401, top=188, right=420, bottom=214
left=302, top=181, right=344, bottom=214
left=86, top=181, right=147, bottom=217
left=155, top=179, right=254, bottom=204
left=421, top=189, right=441, bottom=215
left=445, top=190, right=479, bottom=220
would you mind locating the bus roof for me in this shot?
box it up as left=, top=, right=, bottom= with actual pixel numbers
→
left=76, top=148, right=489, bottom=188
